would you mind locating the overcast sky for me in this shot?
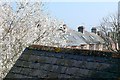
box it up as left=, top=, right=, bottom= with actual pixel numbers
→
left=45, top=2, right=118, bottom=32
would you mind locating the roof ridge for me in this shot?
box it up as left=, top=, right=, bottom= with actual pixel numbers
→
left=28, top=45, right=120, bottom=58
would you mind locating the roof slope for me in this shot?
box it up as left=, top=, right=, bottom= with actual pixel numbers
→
left=84, top=31, right=105, bottom=44
left=64, top=29, right=87, bottom=46
left=64, top=29, right=105, bottom=46
left=90, top=33, right=105, bottom=44
left=5, top=45, right=120, bottom=78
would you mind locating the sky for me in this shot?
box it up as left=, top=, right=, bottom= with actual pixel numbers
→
left=44, top=2, right=118, bottom=32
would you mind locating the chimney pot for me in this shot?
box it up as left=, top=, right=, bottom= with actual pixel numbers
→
left=78, top=26, right=84, bottom=33
left=91, top=27, right=97, bottom=34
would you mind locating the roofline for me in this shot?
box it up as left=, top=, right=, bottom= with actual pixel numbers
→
left=28, top=45, right=120, bottom=58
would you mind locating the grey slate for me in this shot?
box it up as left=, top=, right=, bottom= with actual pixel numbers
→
left=4, top=45, right=120, bottom=79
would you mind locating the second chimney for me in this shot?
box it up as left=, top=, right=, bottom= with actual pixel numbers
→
left=78, top=26, right=84, bottom=33
left=91, top=27, right=97, bottom=34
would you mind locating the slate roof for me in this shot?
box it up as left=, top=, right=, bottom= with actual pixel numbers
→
left=5, top=45, right=120, bottom=79
left=65, top=29, right=105, bottom=46
left=84, top=31, right=105, bottom=44
left=64, top=29, right=87, bottom=46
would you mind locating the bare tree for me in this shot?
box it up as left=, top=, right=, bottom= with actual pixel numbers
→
left=0, top=1, right=67, bottom=78
left=98, top=14, right=120, bottom=52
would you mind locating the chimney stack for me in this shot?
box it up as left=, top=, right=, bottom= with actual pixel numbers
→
left=97, top=31, right=101, bottom=36
left=78, top=26, right=84, bottom=33
left=91, top=27, right=97, bottom=34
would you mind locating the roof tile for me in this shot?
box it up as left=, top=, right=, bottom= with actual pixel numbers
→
left=5, top=45, right=120, bottom=78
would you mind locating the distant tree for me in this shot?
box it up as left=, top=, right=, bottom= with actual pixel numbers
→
left=0, top=1, right=67, bottom=78
left=98, top=14, right=120, bottom=52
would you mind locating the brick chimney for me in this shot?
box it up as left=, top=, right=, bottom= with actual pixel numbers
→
left=78, top=26, right=84, bottom=33
left=91, top=27, right=97, bottom=34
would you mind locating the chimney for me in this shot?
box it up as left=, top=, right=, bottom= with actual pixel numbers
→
left=78, top=26, right=84, bottom=33
left=91, top=27, right=97, bottom=34
left=97, top=31, right=101, bottom=36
